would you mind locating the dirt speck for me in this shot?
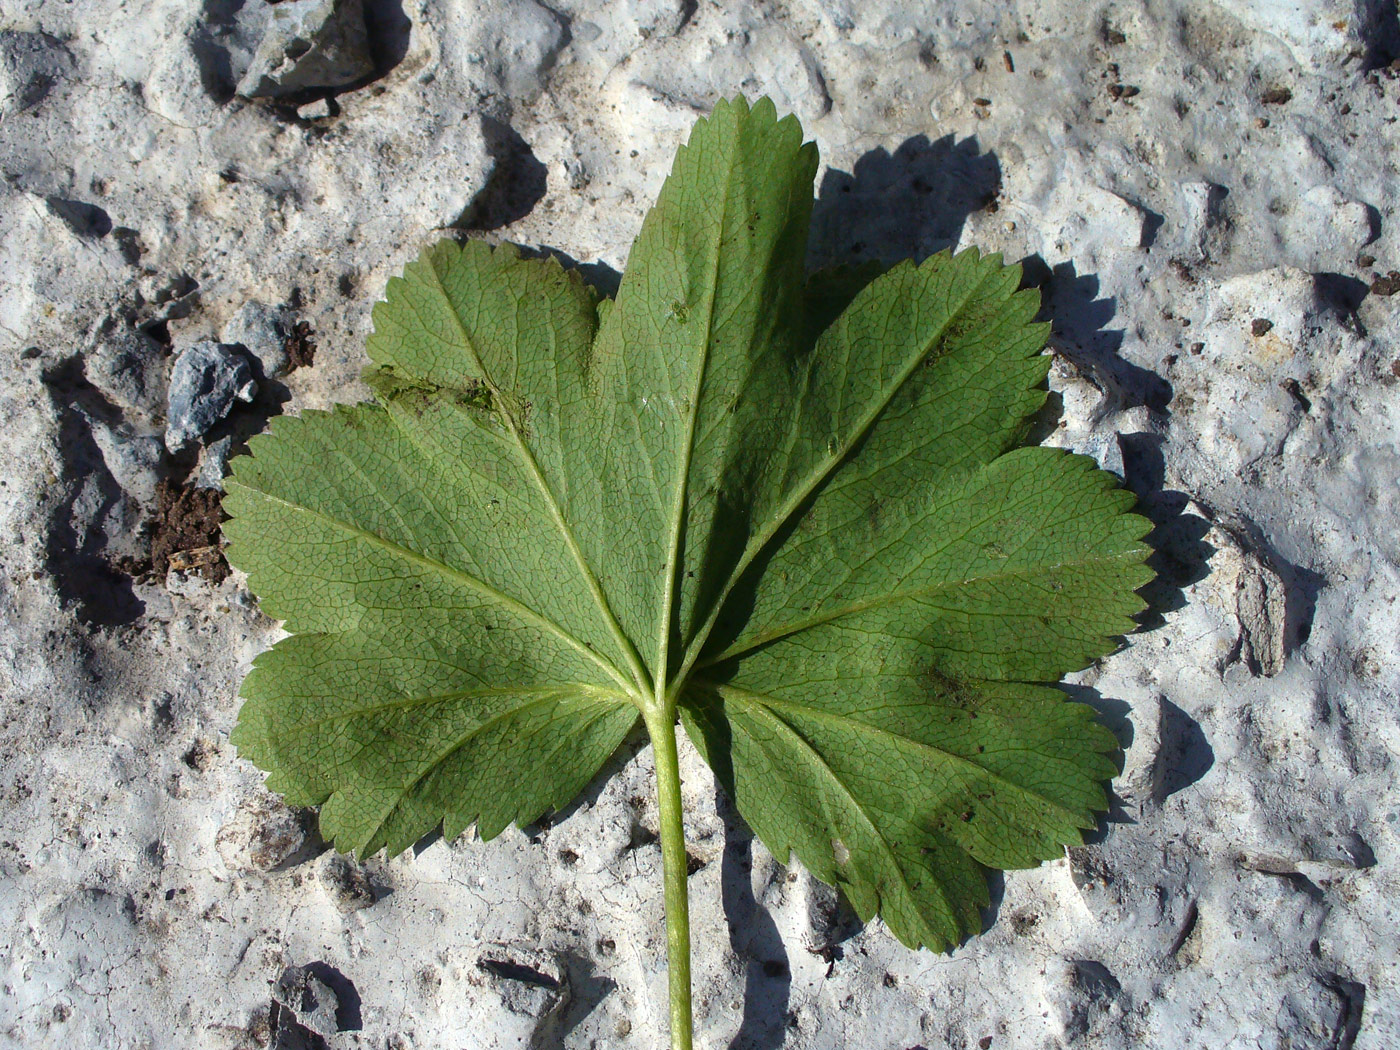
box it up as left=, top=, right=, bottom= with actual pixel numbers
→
left=1370, top=271, right=1400, bottom=297
left=151, top=479, right=227, bottom=583
left=1250, top=318, right=1274, bottom=337
left=285, top=320, right=316, bottom=371
left=1260, top=86, right=1293, bottom=105
left=182, top=738, right=218, bottom=771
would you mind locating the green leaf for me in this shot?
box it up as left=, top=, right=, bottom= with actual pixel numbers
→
left=224, top=95, right=1151, bottom=958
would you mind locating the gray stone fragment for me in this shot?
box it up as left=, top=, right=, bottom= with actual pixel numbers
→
left=196, top=435, right=234, bottom=491
left=0, top=31, right=74, bottom=114
left=85, top=320, right=167, bottom=424
left=165, top=341, right=256, bottom=453
left=295, top=96, right=333, bottom=120
left=236, top=0, right=376, bottom=101
left=221, top=300, right=290, bottom=379
left=273, top=966, right=342, bottom=1039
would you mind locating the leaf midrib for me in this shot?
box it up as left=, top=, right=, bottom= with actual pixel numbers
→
left=226, top=479, right=633, bottom=692
left=709, top=682, right=1090, bottom=830
left=673, top=258, right=1005, bottom=688
left=654, top=116, right=747, bottom=700
left=701, top=546, right=1147, bottom=666
left=721, top=687, right=953, bottom=948
left=419, top=253, right=652, bottom=696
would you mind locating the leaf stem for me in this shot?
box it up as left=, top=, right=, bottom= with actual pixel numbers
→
left=644, top=702, right=694, bottom=1050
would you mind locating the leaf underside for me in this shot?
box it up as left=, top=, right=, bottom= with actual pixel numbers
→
left=224, top=96, right=1152, bottom=951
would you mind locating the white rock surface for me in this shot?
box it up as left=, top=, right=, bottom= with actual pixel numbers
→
left=2, top=1, right=1399, bottom=1049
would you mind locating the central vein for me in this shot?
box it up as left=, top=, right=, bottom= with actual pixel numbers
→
left=421, top=257, right=651, bottom=701
left=654, top=144, right=740, bottom=706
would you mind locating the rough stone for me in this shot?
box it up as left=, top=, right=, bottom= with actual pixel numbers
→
left=448, top=0, right=567, bottom=101
left=1285, top=184, right=1380, bottom=271
left=215, top=796, right=309, bottom=874
left=0, top=30, right=73, bottom=114
left=1203, top=522, right=1289, bottom=677
left=165, top=341, right=257, bottom=452
left=469, top=945, right=570, bottom=1048
left=237, top=0, right=376, bottom=101
left=624, top=0, right=694, bottom=40
left=317, top=854, right=381, bottom=913
left=84, top=318, right=168, bottom=424
left=1209, top=0, right=1393, bottom=69
left=196, top=434, right=235, bottom=491
left=273, top=965, right=343, bottom=1039
left=221, top=300, right=292, bottom=380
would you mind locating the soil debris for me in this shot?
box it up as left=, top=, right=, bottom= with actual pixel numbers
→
left=151, top=478, right=228, bottom=583
left=1370, top=271, right=1400, bottom=297
left=285, top=320, right=317, bottom=371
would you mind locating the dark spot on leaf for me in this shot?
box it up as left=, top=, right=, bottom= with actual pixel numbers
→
left=923, top=666, right=980, bottom=710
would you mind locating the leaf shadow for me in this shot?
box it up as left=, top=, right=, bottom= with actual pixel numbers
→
left=1021, top=258, right=1173, bottom=416
left=40, top=357, right=148, bottom=627
left=715, top=783, right=793, bottom=1050
left=517, top=245, right=623, bottom=300
left=1060, top=686, right=1136, bottom=845
left=808, top=133, right=1001, bottom=268
left=1017, top=259, right=1210, bottom=630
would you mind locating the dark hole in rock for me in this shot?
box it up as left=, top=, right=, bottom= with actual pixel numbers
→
left=479, top=958, right=561, bottom=989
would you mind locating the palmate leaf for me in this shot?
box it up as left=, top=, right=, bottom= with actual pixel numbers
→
left=223, top=97, right=1151, bottom=958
